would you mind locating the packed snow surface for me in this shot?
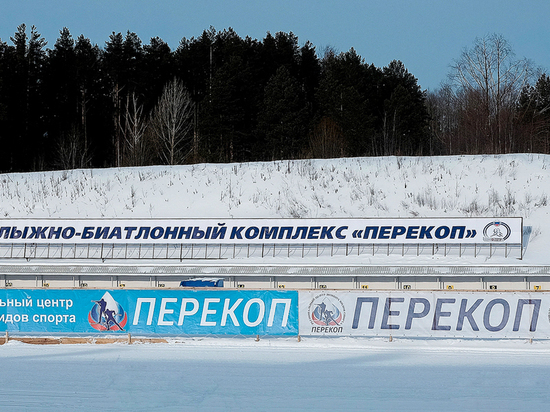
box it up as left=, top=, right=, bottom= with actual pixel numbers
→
left=1, top=337, right=550, bottom=411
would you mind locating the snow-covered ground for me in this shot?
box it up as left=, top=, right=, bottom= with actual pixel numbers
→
left=0, top=154, right=549, bottom=264
left=3, top=154, right=548, bottom=221
left=1, top=337, right=550, bottom=411
left=1, top=154, right=550, bottom=409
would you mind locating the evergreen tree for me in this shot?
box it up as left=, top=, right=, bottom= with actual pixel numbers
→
left=517, top=73, right=550, bottom=153
left=175, top=27, right=216, bottom=107
left=3, top=24, right=47, bottom=171
left=74, top=35, right=103, bottom=167
left=297, top=41, right=321, bottom=116
left=0, top=39, right=11, bottom=170
left=199, top=55, right=253, bottom=162
left=257, top=66, right=308, bottom=160
left=43, top=28, right=79, bottom=168
left=143, top=37, right=174, bottom=112
left=103, top=31, right=144, bottom=166
left=316, top=48, right=377, bottom=157
left=0, top=25, right=460, bottom=170
left=380, top=60, right=429, bottom=155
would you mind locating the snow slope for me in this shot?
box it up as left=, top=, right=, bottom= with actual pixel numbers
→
left=1, top=154, right=548, bottom=263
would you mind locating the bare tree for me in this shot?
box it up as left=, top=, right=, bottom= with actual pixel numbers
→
left=121, top=92, right=149, bottom=166
left=56, top=125, right=91, bottom=170
left=307, top=117, right=345, bottom=158
left=150, top=78, right=195, bottom=165
left=448, top=34, right=536, bottom=153
left=426, top=85, right=456, bottom=154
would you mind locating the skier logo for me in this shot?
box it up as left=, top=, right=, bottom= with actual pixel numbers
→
left=308, top=294, right=345, bottom=326
left=483, top=221, right=511, bottom=242
left=88, top=292, right=127, bottom=331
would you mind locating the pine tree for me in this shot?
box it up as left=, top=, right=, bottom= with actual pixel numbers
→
left=257, top=66, right=308, bottom=160
left=4, top=24, right=47, bottom=171
left=380, top=60, right=429, bottom=155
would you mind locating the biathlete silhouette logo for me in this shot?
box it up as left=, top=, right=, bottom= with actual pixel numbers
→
left=88, top=292, right=128, bottom=331
left=309, top=294, right=345, bottom=327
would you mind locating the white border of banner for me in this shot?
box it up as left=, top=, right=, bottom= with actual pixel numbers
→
left=300, top=290, right=548, bottom=339
left=0, top=217, right=523, bottom=245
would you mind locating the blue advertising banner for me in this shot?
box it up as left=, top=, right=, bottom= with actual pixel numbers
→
left=0, top=289, right=298, bottom=336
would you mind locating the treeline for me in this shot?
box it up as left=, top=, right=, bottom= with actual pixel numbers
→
left=0, top=24, right=431, bottom=172
left=0, top=27, right=548, bottom=173
left=427, top=34, right=550, bottom=156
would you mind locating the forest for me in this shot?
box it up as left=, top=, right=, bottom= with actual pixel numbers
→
left=0, top=25, right=549, bottom=172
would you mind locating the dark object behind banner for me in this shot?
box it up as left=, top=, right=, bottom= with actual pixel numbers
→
left=180, top=278, right=224, bottom=288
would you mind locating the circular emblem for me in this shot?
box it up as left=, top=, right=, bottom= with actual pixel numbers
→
left=483, top=221, right=511, bottom=242
left=308, top=293, right=345, bottom=326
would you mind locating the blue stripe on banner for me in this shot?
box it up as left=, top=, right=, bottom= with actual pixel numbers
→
left=0, top=289, right=299, bottom=336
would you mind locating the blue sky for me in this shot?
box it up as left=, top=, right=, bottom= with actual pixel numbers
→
left=1, top=0, right=549, bottom=90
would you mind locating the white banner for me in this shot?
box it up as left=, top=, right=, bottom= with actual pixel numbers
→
left=0, top=217, right=522, bottom=245
left=299, top=290, right=548, bottom=339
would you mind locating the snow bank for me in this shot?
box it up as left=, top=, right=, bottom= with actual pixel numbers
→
left=1, top=154, right=548, bottom=263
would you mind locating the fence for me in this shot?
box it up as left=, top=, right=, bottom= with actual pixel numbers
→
left=0, top=241, right=524, bottom=261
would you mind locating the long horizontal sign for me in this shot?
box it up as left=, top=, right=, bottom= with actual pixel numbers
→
left=300, top=291, right=548, bottom=339
left=2, top=288, right=548, bottom=339
left=0, top=289, right=298, bottom=336
left=0, top=218, right=522, bottom=245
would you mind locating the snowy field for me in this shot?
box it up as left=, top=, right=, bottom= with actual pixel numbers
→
left=1, top=154, right=550, bottom=409
left=1, top=337, right=550, bottom=411
left=1, top=154, right=549, bottom=263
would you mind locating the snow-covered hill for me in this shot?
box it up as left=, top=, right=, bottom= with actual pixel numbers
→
left=1, top=154, right=549, bottom=263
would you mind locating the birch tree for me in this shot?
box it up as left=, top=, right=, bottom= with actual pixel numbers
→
left=150, top=78, right=194, bottom=165
left=449, top=34, right=535, bottom=153
left=121, top=92, right=149, bottom=166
